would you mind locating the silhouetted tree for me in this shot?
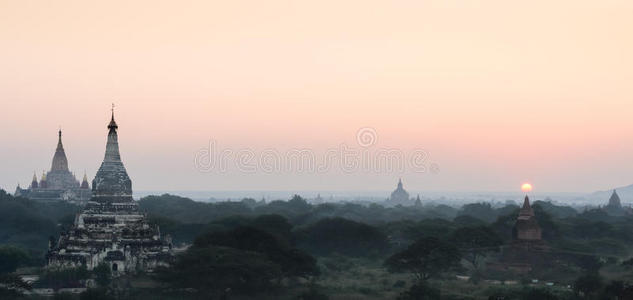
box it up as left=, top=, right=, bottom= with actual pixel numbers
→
left=0, top=246, right=30, bottom=274
left=603, top=280, right=625, bottom=299
left=397, top=281, right=441, bottom=300
left=574, top=255, right=603, bottom=274
left=453, top=215, right=486, bottom=227
left=574, top=273, right=603, bottom=298
left=458, top=203, right=496, bottom=223
left=194, top=226, right=319, bottom=278
left=295, top=217, right=389, bottom=257
left=251, top=214, right=293, bottom=242
left=36, top=266, right=90, bottom=291
left=93, top=262, right=112, bottom=287
left=0, top=273, right=31, bottom=299
left=451, top=226, right=502, bottom=270
left=80, top=288, right=114, bottom=300
left=0, top=246, right=31, bottom=298
left=385, top=237, right=461, bottom=281
left=158, top=246, right=282, bottom=296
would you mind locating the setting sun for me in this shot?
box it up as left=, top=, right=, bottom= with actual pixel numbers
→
left=521, top=183, right=533, bottom=193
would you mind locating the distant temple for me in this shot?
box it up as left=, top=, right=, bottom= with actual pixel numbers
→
left=414, top=194, right=422, bottom=206
left=47, top=109, right=173, bottom=274
left=513, top=196, right=542, bottom=242
left=386, top=178, right=413, bottom=206
left=312, top=193, right=324, bottom=204
left=604, top=190, right=626, bottom=216
left=14, top=130, right=91, bottom=204
left=489, top=195, right=546, bottom=274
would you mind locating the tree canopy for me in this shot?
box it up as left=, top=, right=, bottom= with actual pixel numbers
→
left=194, top=226, right=319, bottom=278
left=295, top=217, right=389, bottom=257
left=385, top=237, right=461, bottom=281
left=451, top=226, right=503, bottom=270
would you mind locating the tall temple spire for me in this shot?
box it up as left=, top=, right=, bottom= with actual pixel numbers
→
left=519, top=195, right=534, bottom=217
left=514, top=194, right=542, bottom=241
left=31, top=172, right=38, bottom=189
left=108, top=103, right=118, bottom=131
left=608, top=190, right=622, bottom=208
left=92, top=107, right=133, bottom=203
left=51, top=129, right=70, bottom=172
left=81, top=171, right=90, bottom=189
left=40, top=171, right=48, bottom=188
left=104, top=104, right=121, bottom=162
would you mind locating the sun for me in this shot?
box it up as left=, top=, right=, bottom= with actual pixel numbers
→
left=521, top=183, right=533, bottom=193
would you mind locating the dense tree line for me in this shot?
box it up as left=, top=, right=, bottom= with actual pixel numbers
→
left=0, top=190, right=79, bottom=265
left=5, top=190, right=633, bottom=299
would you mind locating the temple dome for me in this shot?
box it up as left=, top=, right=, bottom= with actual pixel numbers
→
left=389, top=178, right=411, bottom=206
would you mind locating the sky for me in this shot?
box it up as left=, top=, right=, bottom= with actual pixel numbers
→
left=1, top=0, right=633, bottom=194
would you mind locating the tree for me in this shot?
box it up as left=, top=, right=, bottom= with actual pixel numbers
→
left=522, top=288, right=560, bottom=300
left=451, top=226, right=502, bottom=270
left=158, top=246, right=282, bottom=296
left=457, top=203, right=497, bottom=223
left=603, top=281, right=625, bottom=299
left=296, top=218, right=389, bottom=257
left=0, top=246, right=30, bottom=274
left=0, top=246, right=31, bottom=299
left=160, top=225, right=319, bottom=296
left=397, top=281, right=441, bottom=300
left=251, top=214, right=293, bottom=242
left=93, top=262, right=112, bottom=287
left=0, top=273, right=31, bottom=299
left=453, top=215, right=486, bottom=227
left=487, top=288, right=562, bottom=300
left=574, top=273, right=603, bottom=298
left=36, top=266, right=90, bottom=291
left=194, top=226, right=319, bottom=278
left=574, top=255, right=603, bottom=274
left=80, top=288, right=114, bottom=300
left=385, top=237, right=461, bottom=281
left=254, top=195, right=312, bottom=218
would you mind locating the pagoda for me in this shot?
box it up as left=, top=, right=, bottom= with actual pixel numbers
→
left=604, top=190, right=626, bottom=216
left=47, top=109, right=173, bottom=274
left=513, top=196, right=542, bottom=241
left=386, top=178, right=412, bottom=206
left=14, top=130, right=91, bottom=203
left=489, top=194, right=547, bottom=274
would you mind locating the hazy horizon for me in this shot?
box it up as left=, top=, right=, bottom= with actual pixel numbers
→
left=3, top=1, right=633, bottom=193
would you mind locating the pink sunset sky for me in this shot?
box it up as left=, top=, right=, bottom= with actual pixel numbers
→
left=1, top=1, right=633, bottom=193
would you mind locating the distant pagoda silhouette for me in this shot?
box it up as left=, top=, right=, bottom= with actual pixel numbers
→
left=604, top=190, right=627, bottom=216
left=513, top=195, right=542, bottom=242
left=14, top=129, right=91, bottom=203
left=386, top=178, right=414, bottom=206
